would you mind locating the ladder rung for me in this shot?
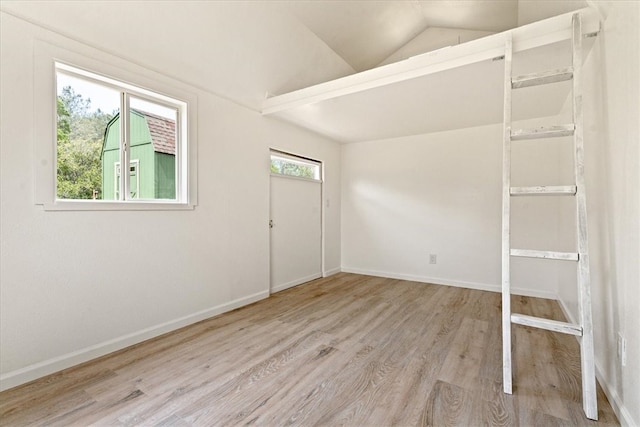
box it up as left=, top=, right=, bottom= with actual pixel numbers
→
left=512, top=67, right=573, bottom=89
left=511, top=313, right=583, bottom=336
left=510, top=249, right=579, bottom=261
left=511, top=125, right=575, bottom=140
left=510, top=185, right=577, bottom=196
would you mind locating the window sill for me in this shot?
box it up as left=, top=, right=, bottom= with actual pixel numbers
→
left=40, top=200, right=196, bottom=211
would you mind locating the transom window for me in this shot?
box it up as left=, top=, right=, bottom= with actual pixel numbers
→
left=270, top=151, right=321, bottom=181
left=55, top=63, right=186, bottom=204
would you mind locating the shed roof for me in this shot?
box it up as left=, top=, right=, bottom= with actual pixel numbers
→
left=136, top=110, right=176, bottom=156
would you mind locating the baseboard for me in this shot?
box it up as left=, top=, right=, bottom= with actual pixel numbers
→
left=340, top=267, right=557, bottom=300
left=323, top=267, right=341, bottom=277
left=595, top=362, right=636, bottom=426
left=0, top=290, right=269, bottom=392
left=557, top=297, right=636, bottom=426
left=270, top=273, right=322, bottom=294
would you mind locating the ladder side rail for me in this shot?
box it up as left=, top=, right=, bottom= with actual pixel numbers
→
left=572, top=12, right=598, bottom=421
left=502, top=34, right=514, bottom=395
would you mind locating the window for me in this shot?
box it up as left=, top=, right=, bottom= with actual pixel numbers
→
left=34, top=39, right=197, bottom=211
left=55, top=63, right=184, bottom=204
left=270, top=151, right=321, bottom=181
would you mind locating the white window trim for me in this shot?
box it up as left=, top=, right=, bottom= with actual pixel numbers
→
left=34, top=40, right=198, bottom=211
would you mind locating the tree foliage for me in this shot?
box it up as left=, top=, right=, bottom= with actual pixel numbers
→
left=270, top=158, right=316, bottom=179
left=56, top=86, right=113, bottom=199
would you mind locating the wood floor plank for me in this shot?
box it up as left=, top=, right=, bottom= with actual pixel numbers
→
left=423, top=380, right=475, bottom=426
left=438, top=317, right=489, bottom=390
left=0, top=273, right=619, bottom=426
left=250, top=343, right=376, bottom=426
left=514, top=327, right=567, bottom=421
left=114, top=328, right=330, bottom=425
left=476, top=377, right=519, bottom=426
left=0, top=388, right=96, bottom=426
left=176, top=331, right=333, bottom=425
left=385, top=287, right=482, bottom=425
left=310, top=303, right=436, bottom=425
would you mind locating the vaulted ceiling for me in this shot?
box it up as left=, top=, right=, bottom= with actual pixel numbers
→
left=284, top=0, right=588, bottom=72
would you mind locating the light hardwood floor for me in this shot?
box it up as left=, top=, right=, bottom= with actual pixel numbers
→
left=0, top=273, right=618, bottom=426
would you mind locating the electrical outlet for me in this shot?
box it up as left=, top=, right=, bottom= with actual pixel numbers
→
left=618, top=333, right=627, bottom=367
left=429, top=254, right=437, bottom=264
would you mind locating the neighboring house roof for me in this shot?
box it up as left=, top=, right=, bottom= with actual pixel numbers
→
left=137, top=110, right=176, bottom=156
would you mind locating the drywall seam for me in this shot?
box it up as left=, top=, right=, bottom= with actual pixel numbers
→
left=340, top=267, right=557, bottom=300
left=0, top=290, right=269, bottom=392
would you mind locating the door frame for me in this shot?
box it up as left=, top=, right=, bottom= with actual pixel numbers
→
left=269, top=148, right=325, bottom=295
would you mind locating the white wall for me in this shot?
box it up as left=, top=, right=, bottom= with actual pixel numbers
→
left=341, top=118, right=570, bottom=298
left=0, top=8, right=342, bottom=390
left=559, top=2, right=639, bottom=425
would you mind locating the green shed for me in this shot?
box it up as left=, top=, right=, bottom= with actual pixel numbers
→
left=102, top=109, right=176, bottom=200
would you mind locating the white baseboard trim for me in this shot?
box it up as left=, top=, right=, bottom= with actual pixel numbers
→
left=595, top=362, right=635, bottom=426
left=270, top=273, right=322, bottom=294
left=323, top=267, right=341, bottom=277
left=557, top=297, right=635, bottom=426
left=340, top=267, right=557, bottom=300
left=0, top=290, right=269, bottom=392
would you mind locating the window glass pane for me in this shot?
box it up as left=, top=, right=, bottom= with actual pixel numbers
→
left=56, top=72, right=120, bottom=200
left=270, top=154, right=320, bottom=180
left=129, top=96, right=178, bottom=200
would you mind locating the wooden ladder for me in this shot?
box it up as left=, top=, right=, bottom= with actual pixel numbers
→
left=501, top=13, right=597, bottom=420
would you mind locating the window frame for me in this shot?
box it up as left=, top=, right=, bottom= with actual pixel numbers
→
left=34, top=40, right=198, bottom=211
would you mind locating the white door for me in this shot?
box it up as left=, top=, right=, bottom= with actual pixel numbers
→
left=270, top=175, right=322, bottom=293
